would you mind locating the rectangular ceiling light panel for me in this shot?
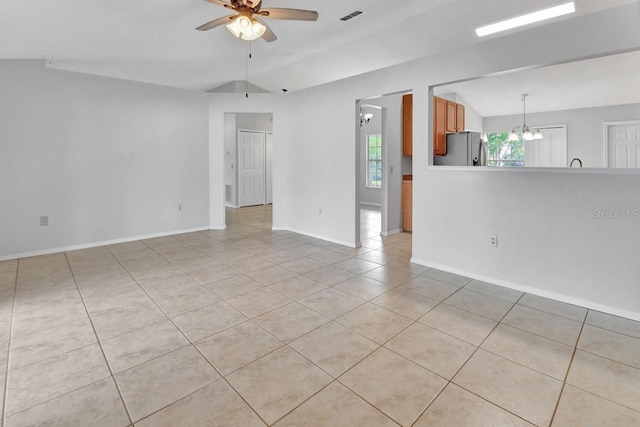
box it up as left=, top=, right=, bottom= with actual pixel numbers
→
left=475, top=2, right=576, bottom=37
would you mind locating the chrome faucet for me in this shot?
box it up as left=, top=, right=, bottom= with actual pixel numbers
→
left=570, top=158, right=582, bottom=168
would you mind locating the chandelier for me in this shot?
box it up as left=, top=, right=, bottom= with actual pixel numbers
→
left=509, top=94, right=543, bottom=141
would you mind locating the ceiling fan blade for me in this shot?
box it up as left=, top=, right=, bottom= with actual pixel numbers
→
left=196, top=15, right=235, bottom=31
left=203, top=0, right=236, bottom=10
left=255, top=18, right=277, bottom=42
left=259, top=8, right=318, bottom=21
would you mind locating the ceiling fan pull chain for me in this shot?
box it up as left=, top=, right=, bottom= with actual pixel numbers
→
left=245, top=40, right=249, bottom=98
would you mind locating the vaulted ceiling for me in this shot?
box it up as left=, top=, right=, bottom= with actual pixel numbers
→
left=0, top=0, right=637, bottom=92
left=435, top=49, right=640, bottom=117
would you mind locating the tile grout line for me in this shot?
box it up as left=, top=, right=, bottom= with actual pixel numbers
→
left=150, top=230, right=412, bottom=425
left=548, top=309, right=589, bottom=426
left=408, top=291, right=534, bottom=426
left=106, top=234, right=600, bottom=427
left=182, top=244, right=287, bottom=426
left=97, top=243, right=239, bottom=422
left=582, top=321, right=640, bottom=341
left=134, top=239, right=270, bottom=426
left=272, top=377, right=401, bottom=427
left=453, top=290, right=584, bottom=381
left=371, top=284, right=473, bottom=426
left=14, top=214, right=316, bottom=419
left=301, top=279, right=466, bottom=426
left=435, top=286, right=587, bottom=349
left=11, top=209, right=636, bottom=425
left=262, top=264, right=400, bottom=426
left=0, top=261, right=19, bottom=427
left=567, top=348, right=640, bottom=376
left=63, top=251, right=136, bottom=427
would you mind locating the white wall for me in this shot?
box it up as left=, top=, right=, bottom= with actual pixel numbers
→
left=236, top=113, right=273, bottom=133
left=223, top=113, right=237, bottom=206
left=485, top=103, right=640, bottom=168
left=456, top=94, right=484, bottom=133
left=0, top=60, right=210, bottom=259
left=275, top=3, right=640, bottom=320
left=4, top=2, right=638, bottom=325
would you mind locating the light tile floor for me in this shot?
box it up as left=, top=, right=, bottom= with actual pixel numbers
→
left=0, top=206, right=639, bottom=426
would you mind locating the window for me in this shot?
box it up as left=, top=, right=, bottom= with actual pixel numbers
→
left=366, top=134, right=382, bottom=187
left=487, top=131, right=525, bottom=167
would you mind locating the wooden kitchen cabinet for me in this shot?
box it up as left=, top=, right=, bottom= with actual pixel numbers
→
left=433, top=96, right=466, bottom=156
left=446, top=101, right=457, bottom=132
left=402, top=94, right=413, bottom=156
left=433, top=96, right=447, bottom=156
left=456, top=103, right=465, bottom=132
left=402, top=180, right=412, bottom=232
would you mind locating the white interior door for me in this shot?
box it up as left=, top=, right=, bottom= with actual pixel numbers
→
left=525, top=126, right=567, bottom=167
left=238, top=130, right=266, bottom=207
left=265, top=132, right=273, bottom=205
left=608, top=123, right=640, bottom=168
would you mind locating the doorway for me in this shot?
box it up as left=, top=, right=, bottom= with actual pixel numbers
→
left=224, top=113, right=274, bottom=227
left=356, top=93, right=411, bottom=248
left=359, top=103, right=383, bottom=241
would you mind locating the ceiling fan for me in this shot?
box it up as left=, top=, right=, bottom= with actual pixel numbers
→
left=197, top=0, right=319, bottom=42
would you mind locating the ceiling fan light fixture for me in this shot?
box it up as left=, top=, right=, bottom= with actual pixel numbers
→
left=226, top=15, right=266, bottom=41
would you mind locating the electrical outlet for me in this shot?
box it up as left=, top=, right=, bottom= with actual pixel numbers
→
left=40, top=216, right=48, bottom=226
left=489, top=235, right=498, bottom=247
left=178, top=204, right=183, bottom=211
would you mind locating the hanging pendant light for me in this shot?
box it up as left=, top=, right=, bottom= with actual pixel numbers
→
left=359, top=106, right=373, bottom=127
left=509, top=94, right=543, bottom=142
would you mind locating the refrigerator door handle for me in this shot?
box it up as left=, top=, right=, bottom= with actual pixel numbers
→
left=474, top=139, right=487, bottom=166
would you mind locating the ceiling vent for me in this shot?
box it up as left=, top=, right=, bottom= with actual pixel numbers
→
left=339, top=11, right=363, bottom=21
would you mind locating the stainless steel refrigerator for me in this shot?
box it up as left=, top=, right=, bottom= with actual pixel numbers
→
left=434, top=131, right=487, bottom=166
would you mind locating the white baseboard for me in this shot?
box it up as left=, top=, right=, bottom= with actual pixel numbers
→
left=0, top=226, right=210, bottom=262
left=410, top=257, right=640, bottom=322
left=273, top=227, right=356, bottom=248
left=381, top=228, right=402, bottom=237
